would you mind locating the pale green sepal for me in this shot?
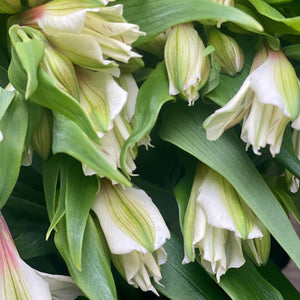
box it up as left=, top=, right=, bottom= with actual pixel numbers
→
left=274, top=52, right=299, bottom=121
left=182, top=163, right=207, bottom=262
left=9, top=25, right=45, bottom=99
left=243, top=225, right=271, bottom=266
left=208, top=28, right=244, bottom=76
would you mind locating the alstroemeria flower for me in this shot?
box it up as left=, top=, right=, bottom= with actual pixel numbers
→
left=92, top=180, right=170, bottom=294
left=18, top=1, right=143, bottom=70
left=76, top=67, right=127, bottom=135
left=204, top=46, right=300, bottom=157
left=165, top=23, right=210, bottom=105
left=0, top=213, right=83, bottom=300
left=183, top=164, right=268, bottom=281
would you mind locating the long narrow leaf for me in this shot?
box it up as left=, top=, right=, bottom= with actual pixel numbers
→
left=119, top=0, right=263, bottom=46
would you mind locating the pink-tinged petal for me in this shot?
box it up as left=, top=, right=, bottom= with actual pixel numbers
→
left=0, top=214, right=82, bottom=300
left=0, top=214, right=51, bottom=300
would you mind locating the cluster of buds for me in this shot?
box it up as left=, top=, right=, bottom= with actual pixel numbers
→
left=182, top=164, right=270, bottom=281
left=164, top=22, right=245, bottom=105
left=204, top=45, right=299, bottom=157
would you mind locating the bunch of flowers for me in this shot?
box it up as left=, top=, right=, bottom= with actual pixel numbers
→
left=0, top=0, right=300, bottom=299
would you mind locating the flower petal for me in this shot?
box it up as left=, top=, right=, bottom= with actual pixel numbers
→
left=250, top=50, right=299, bottom=119
left=77, top=67, right=127, bottom=133
left=37, top=271, right=84, bottom=300
left=38, top=8, right=100, bottom=35
left=204, top=77, right=253, bottom=140
left=47, top=32, right=117, bottom=71
left=92, top=181, right=170, bottom=254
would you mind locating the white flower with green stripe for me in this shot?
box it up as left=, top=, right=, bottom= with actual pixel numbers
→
left=92, top=180, right=170, bottom=295
left=204, top=46, right=300, bottom=157
left=182, top=164, right=269, bottom=281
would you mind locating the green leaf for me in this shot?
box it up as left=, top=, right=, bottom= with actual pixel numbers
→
left=15, top=40, right=45, bottom=98
left=52, top=113, right=130, bottom=186
left=158, top=101, right=300, bottom=268
left=43, top=154, right=63, bottom=221
left=120, top=62, right=175, bottom=175
left=65, top=159, right=99, bottom=270
left=55, top=216, right=117, bottom=300
left=154, top=234, right=227, bottom=300
left=0, top=94, right=28, bottom=208
left=283, top=44, right=300, bottom=61
left=247, top=0, right=300, bottom=33
left=257, top=260, right=300, bottom=300
left=119, top=0, right=263, bottom=46
left=213, top=259, right=283, bottom=300
left=276, top=130, right=300, bottom=180
left=8, top=50, right=100, bottom=144
left=46, top=164, right=67, bottom=240
left=274, top=189, right=300, bottom=223
left=0, top=87, right=15, bottom=120
left=173, top=155, right=197, bottom=230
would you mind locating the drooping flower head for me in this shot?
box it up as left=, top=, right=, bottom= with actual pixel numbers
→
left=92, top=180, right=170, bottom=294
left=204, top=45, right=299, bottom=157
left=182, top=164, right=269, bottom=281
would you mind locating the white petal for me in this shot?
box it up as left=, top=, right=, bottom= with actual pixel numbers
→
left=197, top=171, right=238, bottom=233
left=38, top=8, right=100, bottom=35
left=204, top=77, right=253, bottom=140
left=37, top=271, right=84, bottom=300
left=292, top=114, right=300, bottom=130
left=85, top=12, right=143, bottom=44
left=47, top=32, right=115, bottom=70
left=82, top=28, right=141, bottom=63
left=118, top=73, right=139, bottom=122
left=22, top=146, right=33, bottom=166
left=16, top=260, right=52, bottom=300
left=0, top=130, right=3, bottom=142
left=250, top=53, right=290, bottom=117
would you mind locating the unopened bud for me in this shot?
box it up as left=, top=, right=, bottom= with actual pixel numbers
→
left=31, top=108, right=52, bottom=160
left=0, top=0, right=22, bottom=14
left=208, top=28, right=244, bottom=76
left=242, top=224, right=270, bottom=266
left=165, top=23, right=210, bottom=105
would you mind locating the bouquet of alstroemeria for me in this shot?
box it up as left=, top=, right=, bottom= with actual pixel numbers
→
left=0, top=0, right=300, bottom=299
